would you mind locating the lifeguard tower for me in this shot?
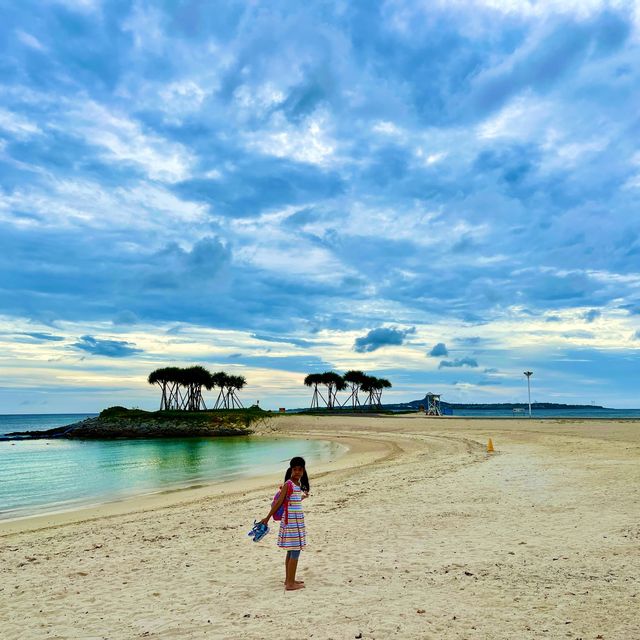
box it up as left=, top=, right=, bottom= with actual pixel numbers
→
left=425, top=392, right=442, bottom=416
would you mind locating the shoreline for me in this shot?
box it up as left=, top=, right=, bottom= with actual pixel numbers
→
left=0, top=428, right=392, bottom=537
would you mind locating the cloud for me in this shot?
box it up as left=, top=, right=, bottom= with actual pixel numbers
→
left=71, top=335, right=142, bottom=357
left=633, top=330, right=640, bottom=340
left=113, top=311, right=138, bottom=326
left=429, top=342, right=448, bottom=357
left=477, top=378, right=501, bottom=386
left=251, top=333, right=314, bottom=348
left=70, top=100, right=194, bottom=183
left=245, top=111, right=336, bottom=166
left=439, top=357, right=479, bottom=369
left=354, top=327, right=415, bottom=353
left=467, top=11, right=631, bottom=118
left=173, top=159, right=344, bottom=218
left=0, top=108, right=42, bottom=138
left=16, top=30, right=47, bottom=52
left=562, top=330, right=594, bottom=339
left=217, top=353, right=332, bottom=372
left=21, top=332, right=65, bottom=341
left=582, top=309, right=601, bottom=323
left=1, top=2, right=640, bottom=409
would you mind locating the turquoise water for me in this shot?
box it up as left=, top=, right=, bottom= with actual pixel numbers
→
left=0, top=415, right=346, bottom=520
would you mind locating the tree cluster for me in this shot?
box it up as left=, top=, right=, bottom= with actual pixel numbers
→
left=303, top=370, right=392, bottom=410
left=148, top=366, right=246, bottom=411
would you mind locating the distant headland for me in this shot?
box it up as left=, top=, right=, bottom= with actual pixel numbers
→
left=388, top=398, right=608, bottom=411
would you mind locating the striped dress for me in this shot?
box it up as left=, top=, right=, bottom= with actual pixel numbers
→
left=277, top=481, right=306, bottom=551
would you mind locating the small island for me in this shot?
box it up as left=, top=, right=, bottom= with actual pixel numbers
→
left=3, top=365, right=268, bottom=441
left=4, top=406, right=267, bottom=441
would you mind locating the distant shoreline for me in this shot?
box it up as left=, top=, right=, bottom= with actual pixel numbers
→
left=3, top=405, right=640, bottom=440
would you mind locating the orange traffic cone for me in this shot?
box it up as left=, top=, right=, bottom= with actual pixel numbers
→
left=487, top=438, right=494, bottom=453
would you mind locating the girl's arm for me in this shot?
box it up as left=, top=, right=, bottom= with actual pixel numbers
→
left=259, top=482, right=290, bottom=525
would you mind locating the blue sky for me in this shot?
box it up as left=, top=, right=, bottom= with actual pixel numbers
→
left=1, top=0, right=640, bottom=412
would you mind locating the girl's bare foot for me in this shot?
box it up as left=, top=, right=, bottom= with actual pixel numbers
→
left=285, top=582, right=305, bottom=590
left=284, top=580, right=304, bottom=585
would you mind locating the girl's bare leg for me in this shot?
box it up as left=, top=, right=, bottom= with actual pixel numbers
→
left=284, top=555, right=304, bottom=585
left=285, top=557, right=304, bottom=590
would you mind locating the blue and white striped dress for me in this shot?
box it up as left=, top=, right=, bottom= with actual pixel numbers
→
left=277, top=482, right=306, bottom=551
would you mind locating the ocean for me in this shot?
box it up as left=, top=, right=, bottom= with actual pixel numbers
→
left=0, top=413, right=98, bottom=436
left=0, top=414, right=346, bottom=520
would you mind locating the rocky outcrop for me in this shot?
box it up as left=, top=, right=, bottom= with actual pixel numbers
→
left=4, top=413, right=258, bottom=440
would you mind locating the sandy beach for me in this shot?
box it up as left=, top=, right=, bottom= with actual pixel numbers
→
left=1, top=414, right=639, bottom=640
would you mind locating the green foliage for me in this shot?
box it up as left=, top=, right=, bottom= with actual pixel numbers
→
left=100, top=406, right=133, bottom=417
left=303, top=373, right=323, bottom=387
left=303, top=369, right=392, bottom=409
left=147, top=365, right=248, bottom=411
left=100, top=405, right=267, bottom=421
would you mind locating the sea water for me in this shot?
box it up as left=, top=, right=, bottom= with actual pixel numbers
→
left=0, top=414, right=346, bottom=520
left=0, top=413, right=97, bottom=436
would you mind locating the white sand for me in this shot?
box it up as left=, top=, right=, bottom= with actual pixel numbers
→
left=1, top=414, right=639, bottom=639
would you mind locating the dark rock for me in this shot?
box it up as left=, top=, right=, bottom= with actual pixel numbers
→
left=4, top=412, right=257, bottom=441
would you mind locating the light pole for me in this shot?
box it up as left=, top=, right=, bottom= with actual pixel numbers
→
left=524, top=371, right=533, bottom=417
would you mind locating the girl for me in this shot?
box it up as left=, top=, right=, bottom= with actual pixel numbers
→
left=260, top=456, right=310, bottom=590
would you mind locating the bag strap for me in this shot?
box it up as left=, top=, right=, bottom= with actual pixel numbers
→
left=283, top=480, right=294, bottom=525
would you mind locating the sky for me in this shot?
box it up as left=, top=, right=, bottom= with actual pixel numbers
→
left=1, top=0, right=640, bottom=412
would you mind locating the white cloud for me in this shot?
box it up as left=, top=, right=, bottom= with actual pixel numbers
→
left=246, top=111, right=336, bottom=166
left=623, top=174, right=640, bottom=189
left=234, top=83, right=285, bottom=113
left=476, top=93, right=613, bottom=170
left=159, top=80, right=208, bottom=114
left=425, top=151, right=447, bottom=165
left=0, top=178, right=207, bottom=233
left=236, top=240, right=347, bottom=279
left=413, top=147, right=448, bottom=166
left=50, top=0, right=101, bottom=13
left=372, top=120, right=404, bottom=137
left=66, top=100, right=194, bottom=182
left=437, top=0, right=630, bottom=19
left=16, top=30, right=47, bottom=51
left=0, top=108, right=42, bottom=138
left=476, top=94, right=552, bottom=140
left=552, top=138, right=608, bottom=162
left=122, top=4, right=166, bottom=53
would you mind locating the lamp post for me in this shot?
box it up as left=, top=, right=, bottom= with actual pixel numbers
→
left=524, top=371, right=533, bottom=417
